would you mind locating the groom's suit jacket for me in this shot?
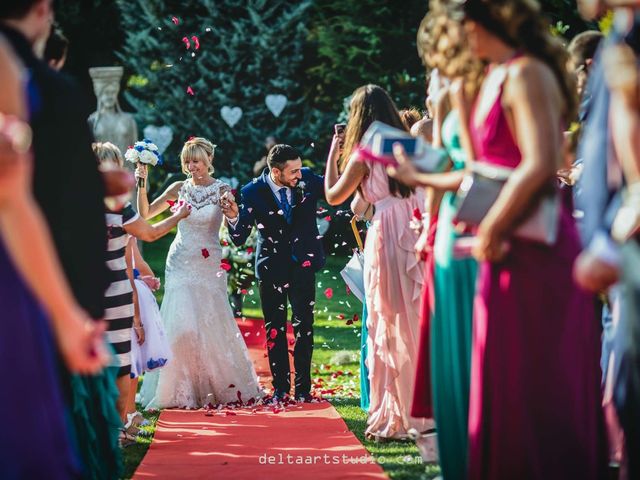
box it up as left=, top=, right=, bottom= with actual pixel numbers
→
left=230, top=168, right=326, bottom=282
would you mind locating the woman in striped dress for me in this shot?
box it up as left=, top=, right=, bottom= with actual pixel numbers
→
left=94, top=142, right=191, bottom=422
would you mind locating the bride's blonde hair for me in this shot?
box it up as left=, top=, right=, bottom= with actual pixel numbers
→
left=180, top=137, right=215, bottom=175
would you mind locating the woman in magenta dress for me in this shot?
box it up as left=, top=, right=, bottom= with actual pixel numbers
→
left=443, top=1, right=607, bottom=478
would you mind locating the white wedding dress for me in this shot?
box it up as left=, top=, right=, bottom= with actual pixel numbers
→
left=140, top=179, right=262, bottom=409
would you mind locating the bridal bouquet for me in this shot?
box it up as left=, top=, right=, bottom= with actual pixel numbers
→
left=124, top=139, right=163, bottom=188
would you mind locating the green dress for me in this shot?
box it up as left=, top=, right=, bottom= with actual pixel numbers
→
left=431, top=110, right=478, bottom=480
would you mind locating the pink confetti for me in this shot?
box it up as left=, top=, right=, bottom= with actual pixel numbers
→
left=324, top=288, right=333, bottom=299
left=269, top=328, right=277, bottom=339
left=301, top=260, right=311, bottom=268
left=220, top=259, right=232, bottom=271
left=171, top=16, right=180, bottom=25
left=412, top=208, right=423, bottom=221
left=201, top=248, right=210, bottom=259
left=191, top=35, right=200, bottom=50
left=324, top=215, right=331, bottom=221
left=182, top=36, right=191, bottom=49
left=187, top=86, right=194, bottom=96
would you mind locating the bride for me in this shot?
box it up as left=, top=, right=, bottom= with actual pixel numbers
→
left=136, top=137, right=262, bottom=408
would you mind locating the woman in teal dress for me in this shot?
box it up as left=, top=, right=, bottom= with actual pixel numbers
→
left=389, top=80, right=479, bottom=480
left=430, top=108, right=477, bottom=479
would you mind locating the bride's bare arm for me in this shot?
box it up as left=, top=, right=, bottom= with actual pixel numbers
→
left=136, top=164, right=182, bottom=219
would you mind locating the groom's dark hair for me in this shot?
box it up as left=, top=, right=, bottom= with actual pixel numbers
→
left=267, top=144, right=300, bottom=171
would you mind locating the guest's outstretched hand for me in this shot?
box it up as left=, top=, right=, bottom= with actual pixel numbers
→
left=574, top=250, right=619, bottom=292
left=56, top=311, right=109, bottom=375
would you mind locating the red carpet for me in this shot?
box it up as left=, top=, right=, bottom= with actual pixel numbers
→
left=133, top=318, right=387, bottom=479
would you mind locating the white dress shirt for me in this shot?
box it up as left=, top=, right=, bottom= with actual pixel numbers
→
left=265, top=172, right=292, bottom=204
left=226, top=172, right=291, bottom=228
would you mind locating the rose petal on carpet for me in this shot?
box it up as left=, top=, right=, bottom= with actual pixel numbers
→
left=133, top=318, right=387, bottom=479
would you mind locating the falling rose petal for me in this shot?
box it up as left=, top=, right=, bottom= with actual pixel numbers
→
left=412, top=207, right=423, bottom=221
left=288, top=339, right=295, bottom=346
left=220, top=259, right=232, bottom=271
left=187, top=86, right=195, bottom=96
left=228, top=384, right=235, bottom=388
left=182, top=36, right=191, bottom=49
left=353, top=313, right=359, bottom=322
left=166, top=199, right=176, bottom=207
left=191, top=35, right=200, bottom=49
left=301, top=260, right=311, bottom=267
left=269, top=328, right=277, bottom=339
left=247, top=247, right=254, bottom=253
left=346, top=285, right=351, bottom=295
left=337, top=314, right=345, bottom=320
left=324, top=215, right=331, bottom=221
left=324, top=288, right=333, bottom=299
left=201, top=248, right=210, bottom=259
left=241, top=289, right=248, bottom=295
left=171, top=16, right=180, bottom=25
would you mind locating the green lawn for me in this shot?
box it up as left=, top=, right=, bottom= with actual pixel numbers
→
left=125, top=234, right=439, bottom=480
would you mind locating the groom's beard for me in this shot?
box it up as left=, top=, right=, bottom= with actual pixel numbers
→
left=276, top=172, right=299, bottom=188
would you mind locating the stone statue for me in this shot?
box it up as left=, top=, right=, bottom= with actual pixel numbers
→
left=88, top=66, right=137, bottom=164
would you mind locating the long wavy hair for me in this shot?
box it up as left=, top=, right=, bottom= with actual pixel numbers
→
left=446, top=0, right=577, bottom=120
left=417, top=1, right=485, bottom=96
left=341, top=84, right=413, bottom=198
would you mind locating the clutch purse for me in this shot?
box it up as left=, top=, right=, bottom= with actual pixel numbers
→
left=454, top=162, right=560, bottom=245
left=340, top=216, right=366, bottom=303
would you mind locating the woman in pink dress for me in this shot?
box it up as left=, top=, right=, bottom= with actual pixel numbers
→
left=324, top=84, right=432, bottom=440
left=441, top=0, right=607, bottom=478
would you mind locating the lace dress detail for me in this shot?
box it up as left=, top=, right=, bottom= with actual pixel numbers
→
left=140, top=179, right=262, bottom=409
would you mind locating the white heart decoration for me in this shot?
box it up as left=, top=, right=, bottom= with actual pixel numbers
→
left=265, top=94, right=288, bottom=118
left=220, top=106, right=243, bottom=128
left=143, top=125, right=173, bottom=155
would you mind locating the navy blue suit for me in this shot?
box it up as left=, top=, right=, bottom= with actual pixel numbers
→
left=229, top=168, right=325, bottom=395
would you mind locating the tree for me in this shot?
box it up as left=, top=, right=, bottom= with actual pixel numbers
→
left=54, top=0, right=125, bottom=106
left=305, top=0, right=428, bottom=115
left=117, top=0, right=315, bottom=180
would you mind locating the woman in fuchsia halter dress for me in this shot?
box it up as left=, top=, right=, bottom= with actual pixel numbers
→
left=446, top=1, right=607, bottom=479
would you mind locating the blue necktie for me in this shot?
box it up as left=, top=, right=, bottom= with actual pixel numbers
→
left=279, top=188, right=292, bottom=224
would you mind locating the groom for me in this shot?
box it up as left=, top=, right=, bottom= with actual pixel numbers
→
left=221, top=144, right=325, bottom=401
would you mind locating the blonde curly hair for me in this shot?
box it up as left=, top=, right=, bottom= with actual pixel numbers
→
left=180, top=137, right=216, bottom=175
left=417, top=0, right=485, bottom=95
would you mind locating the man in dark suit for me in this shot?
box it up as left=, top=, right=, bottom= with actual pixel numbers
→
left=222, top=144, right=325, bottom=402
